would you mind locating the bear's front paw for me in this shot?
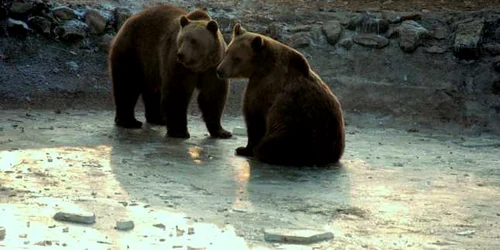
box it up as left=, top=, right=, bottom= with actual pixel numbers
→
left=210, top=129, right=232, bottom=139
left=115, top=119, right=143, bottom=129
left=236, top=147, right=253, bottom=157
left=167, top=130, right=190, bottom=139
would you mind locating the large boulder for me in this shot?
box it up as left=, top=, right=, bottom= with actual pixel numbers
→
left=84, top=9, right=107, bottom=35
left=393, top=20, right=429, bottom=53
left=54, top=20, right=87, bottom=41
left=322, top=20, right=342, bottom=46
left=6, top=18, right=30, bottom=37
left=347, top=14, right=389, bottom=34
left=453, top=19, right=484, bottom=60
left=10, top=1, right=34, bottom=18
left=288, top=32, right=310, bottom=48
left=113, top=7, right=132, bottom=31
left=483, top=43, right=500, bottom=56
left=28, top=16, right=51, bottom=36
left=352, top=34, right=389, bottom=49
left=53, top=6, right=76, bottom=21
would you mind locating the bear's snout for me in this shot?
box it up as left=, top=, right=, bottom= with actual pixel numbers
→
left=177, top=53, right=186, bottom=62
left=216, top=69, right=226, bottom=80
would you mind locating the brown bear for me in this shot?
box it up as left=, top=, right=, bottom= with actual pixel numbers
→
left=216, top=24, right=345, bottom=166
left=109, top=4, right=231, bottom=139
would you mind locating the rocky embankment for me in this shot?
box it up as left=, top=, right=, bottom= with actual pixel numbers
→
left=1, top=0, right=499, bottom=132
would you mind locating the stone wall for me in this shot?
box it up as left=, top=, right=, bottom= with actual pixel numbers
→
left=1, top=1, right=499, bottom=131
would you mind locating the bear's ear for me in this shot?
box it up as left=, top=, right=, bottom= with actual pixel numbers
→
left=180, top=16, right=190, bottom=28
left=233, top=23, right=246, bottom=36
left=207, top=20, right=219, bottom=34
left=251, top=36, right=265, bottom=51
left=289, top=52, right=310, bottom=76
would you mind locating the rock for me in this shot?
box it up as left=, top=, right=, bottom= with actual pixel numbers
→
left=0, top=227, right=5, bottom=240
left=400, top=13, right=422, bottom=22
left=433, top=26, right=448, bottom=40
left=28, top=16, right=51, bottom=36
left=482, top=43, right=500, bottom=56
left=216, top=16, right=234, bottom=33
left=456, top=230, right=475, bottom=236
left=496, top=27, right=500, bottom=41
left=290, top=25, right=311, bottom=33
left=53, top=6, right=76, bottom=21
left=10, top=2, right=33, bottom=16
left=424, top=45, right=448, bottom=54
left=66, top=61, right=79, bottom=72
left=394, top=20, right=429, bottom=53
left=381, top=11, right=422, bottom=24
left=187, top=246, right=206, bottom=250
left=352, top=34, right=389, bottom=49
left=99, top=34, right=114, bottom=52
left=55, top=20, right=87, bottom=41
left=454, top=19, right=484, bottom=60
left=338, top=38, right=353, bottom=49
left=381, top=10, right=399, bottom=23
left=84, top=9, right=107, bottom=35
left=322, top=20, right=342, bottom=46
left=266, top=22, right=282, bottom=41
left=264, top=228, right=334, bottom=244
left=115, top=220, right=134, bottom=231
left=6, top=18, right=31, bottom=36
left=232, top=126, right=246, bottom=136
left=0, top=6, right=7, bottom=20
left=34, top=240, right=52, bottom=246
left=53, top=211, right=95, bottom=224
left=493, top=60, right=500, bottom=72
left=153, top=223, right=166, bottom=230
left=289, top=32, right=309, bottom=48
left=347, top=14, right=389, bottom=34
left=113, top=7, right=132, bottom=31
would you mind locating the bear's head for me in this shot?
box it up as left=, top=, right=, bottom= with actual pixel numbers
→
left=216, top=23, right=264, bottom=79
left=216, top=23, right=310, bottom=80
left=176, top=15, right=224, bottom=72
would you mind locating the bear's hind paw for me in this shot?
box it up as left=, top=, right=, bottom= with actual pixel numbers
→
left=167, top=130, right=190, bottom=139
left=236, top=147, right=253, bottom=157
left=210, top=129, right=232, bottom=139
left=115, top=119, right=143, bottom=129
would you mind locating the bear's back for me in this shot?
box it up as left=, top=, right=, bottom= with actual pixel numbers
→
left=121, top=4, right=186, bottom=39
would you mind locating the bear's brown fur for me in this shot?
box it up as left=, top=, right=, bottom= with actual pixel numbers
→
left=109, top=4, right=231, bottom=138
left=216, top=24, right=345, bottom=166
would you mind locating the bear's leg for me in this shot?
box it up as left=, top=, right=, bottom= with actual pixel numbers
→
left=236, top=113, right=266, bottom=157
left=197, top=69, right=232, bottom=139
left=143, top=91, right=165, bottom=125
left=254, top=134, right=314, bottom=166
left=112, top=68, right=143, bottom=129
left=161, top=75, right=196, bottom=138
left=255, top=134, right=337, bottom=166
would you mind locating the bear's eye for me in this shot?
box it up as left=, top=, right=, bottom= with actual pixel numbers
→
left=190, top=39, right=197, bottom=46
left=233, top=57, right=241, bottom=64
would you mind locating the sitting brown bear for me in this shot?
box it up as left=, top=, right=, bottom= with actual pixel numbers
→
left=109, top=4, right=231, bottom=138
left=216, top=24, right=345, bottom=166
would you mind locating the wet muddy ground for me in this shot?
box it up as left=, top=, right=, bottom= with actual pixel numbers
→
left=0, top=109, right=499, bottom=249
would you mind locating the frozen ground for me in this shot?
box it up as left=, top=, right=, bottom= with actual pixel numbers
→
left=0, top=109, right=499, bottom=249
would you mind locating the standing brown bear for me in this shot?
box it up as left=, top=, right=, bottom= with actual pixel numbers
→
left=216, top=24, right=345, bottom=166
left=109, top=4, right=232, bottom=139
